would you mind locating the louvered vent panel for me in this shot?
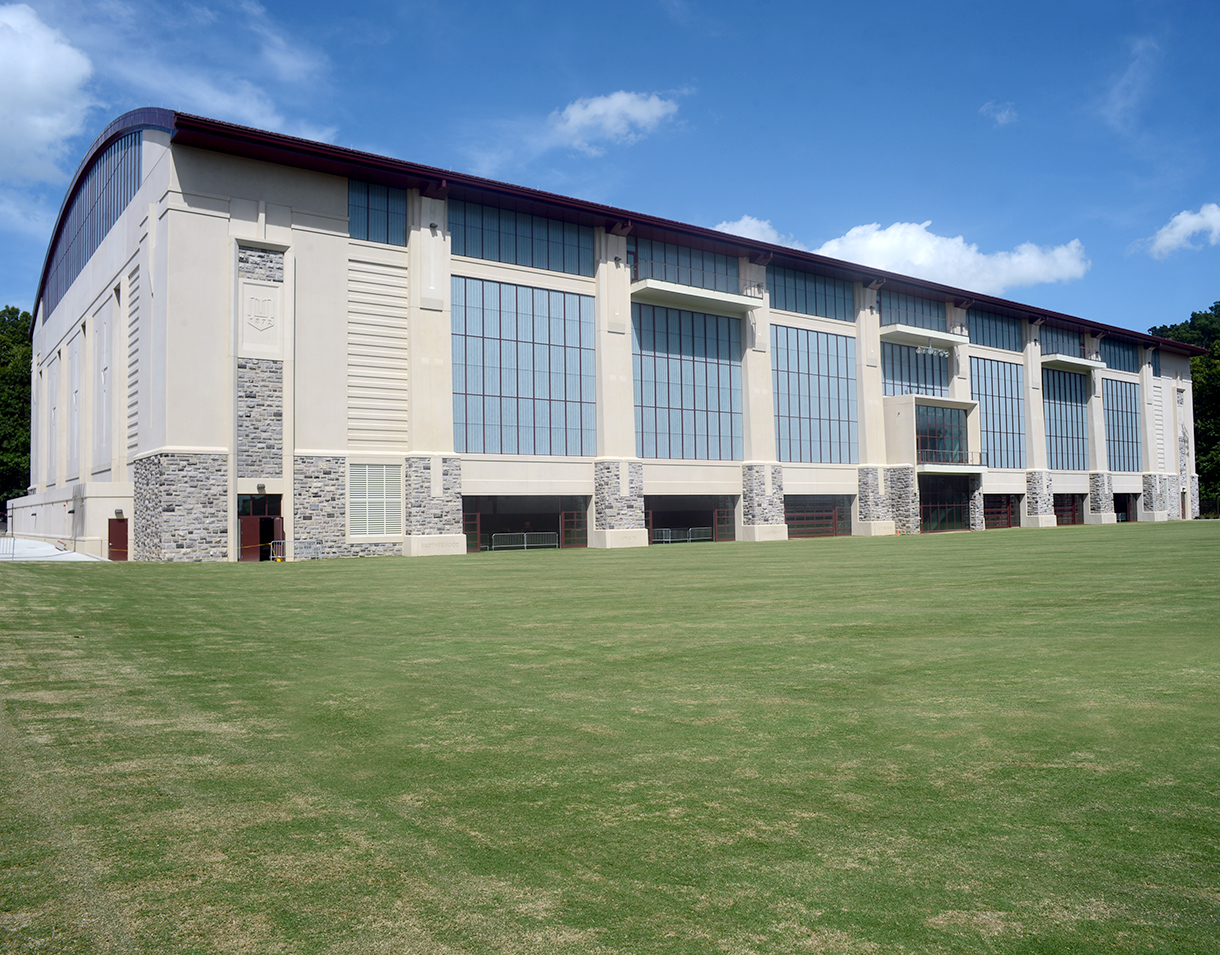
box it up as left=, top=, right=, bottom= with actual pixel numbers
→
left=347, top=256, right=408, bottom=448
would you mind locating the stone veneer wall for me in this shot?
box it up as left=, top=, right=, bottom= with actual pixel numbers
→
left=1025, top=470, right=1054, bottom=517
left=1179, top=423, right=1198, bottom=518
left=858, top=467, right=890, bottom=522
left=1089, top=472, right=1114, bottom=514
left=238, top=246, right=285, bottom=282
left=742, top=463, right=785, bottom=525
left=886, top=466, right=919, bottom=534
left=405, top=456, right=463, bottom=536
left=236, top=358, right=283, bottom=478
left=594, top=460, right=644, bottom=530
left=1142, top=473, right=1167, bottom=513
left=132, top=453, right=228, bottom=561
left=293, top=455, right=400, bottom=558
left=969, top=477, right=985, bottom=531
left=1166, top=475, right=1181, bottom=520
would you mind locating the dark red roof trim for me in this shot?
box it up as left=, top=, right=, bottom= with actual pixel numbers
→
left=34, top=109, right=1208, bottom=357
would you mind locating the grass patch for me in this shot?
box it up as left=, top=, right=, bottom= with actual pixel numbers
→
left=2, top=522, right=1219, bottom=953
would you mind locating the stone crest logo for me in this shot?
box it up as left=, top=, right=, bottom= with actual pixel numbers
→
left=247, top=296, right=276, bottom=331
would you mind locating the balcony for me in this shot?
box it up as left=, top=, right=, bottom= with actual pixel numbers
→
left=1040, top=332, right=1104, bottom=372
left=629, top=258, right=764, bottom=316
left=883, top=394, right=985, bottom=473
left=878, top=308, right=969, bottom=350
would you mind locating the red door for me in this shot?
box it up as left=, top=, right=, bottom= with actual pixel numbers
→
left=239, top=516, right=261, bottom=561
left=107, top=518, right=128, bottom=561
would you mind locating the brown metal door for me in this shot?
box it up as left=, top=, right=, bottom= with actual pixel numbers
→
left=107, top=518, right=128, bottom=561
left=239, top=515, right=261, bottom=561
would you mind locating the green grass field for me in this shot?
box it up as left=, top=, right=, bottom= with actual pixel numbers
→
left=2, top=522, right=1219, bottom=954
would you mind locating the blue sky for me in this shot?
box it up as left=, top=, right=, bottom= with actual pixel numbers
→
left=2, top=0, right=1218, bottom=336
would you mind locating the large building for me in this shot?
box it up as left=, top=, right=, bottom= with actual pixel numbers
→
left=9, top=108, right=1204, bottom=560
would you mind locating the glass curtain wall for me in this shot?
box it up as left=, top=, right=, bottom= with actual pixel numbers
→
left=970, top=357, right=1025, bottom=468
left=632, top=304, right=742, bottom=460
left=449, top=200, right=594, bottom=277
left=767, top=267, right=855, bottom=321
left=879, top=290, right=946, bottom=332
left=44, top=131, right=142, bottom=318
left=1043, top=368, right=1089, bottom=469
left=771, top=324, right=858, bottom=464
left=1100, top=338, right=1140, bottom=373
left=882, top=342, right=949, bottom=396
left=452, top=277, right=596, bottom=456
left=626, top=237, right=738, bottom=293
left=1103, top=378, right=1142, bottom=471
left=1041, top=326, right=1084, bottom=359
left=349, top=181, right=407, bottom=246
left=915, top=405, right=967, bottom=464
left=967, top=308, right=1023, bottom=352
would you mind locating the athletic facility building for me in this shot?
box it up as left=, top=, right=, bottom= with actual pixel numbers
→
left=9, top=109, right=1204, bottom=560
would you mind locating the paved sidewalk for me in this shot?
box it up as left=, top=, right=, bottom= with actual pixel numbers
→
left=0, top=537, right=105, bottom=561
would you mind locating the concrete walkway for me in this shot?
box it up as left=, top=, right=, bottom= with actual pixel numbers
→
left=0, top=537, right=105, bottom=561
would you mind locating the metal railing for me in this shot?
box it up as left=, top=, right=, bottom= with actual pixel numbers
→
left=916, top=448, right=984, bottom=466
left=270, top=540, right=287, bottom=562
left=631, top=259, right=759, bottom=297
left=650, top=526, right=714, bottom=544
left=294, top=540, right=321, bottom=559
left=491, top=532, right=559, bottom=551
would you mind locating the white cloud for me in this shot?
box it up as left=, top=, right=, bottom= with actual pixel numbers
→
left=713, top=215, right=807, bottom=250
left=1102, top=36, right=1159, bottom=133
left=1147, top=203, right=1220, bottom=259
left=548, top=91, right=679, bottom=156
left=0, top=3, right=95, bottom=183
left=979, top=100, right=1017, bottom=127
left=815, top=221, right=1090, bottom=295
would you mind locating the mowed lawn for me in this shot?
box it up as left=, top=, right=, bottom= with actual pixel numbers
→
left=2, top=524, right=1219, bottom=955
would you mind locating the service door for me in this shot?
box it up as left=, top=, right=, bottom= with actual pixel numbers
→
left=107, top=518, right=128, bottom=561
left=239, top=515, right=262, bottom=561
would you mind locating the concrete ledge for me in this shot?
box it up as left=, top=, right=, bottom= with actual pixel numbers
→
left=404, top=533, right=468, bottom=557
left=738, top=523, right=788, bottom=543
left=1084, top=513, right=1117, bottom=525
left=1140, top=510, right=1171, bottom=522
left=589, top=528, right=649, bottom=549
left=1020, top=514, right=1058, bottom=528
left=853, top=520, right=897, bottom=537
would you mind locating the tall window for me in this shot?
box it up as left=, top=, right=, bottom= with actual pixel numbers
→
left=349, top=463, right=402, bottom=536
left=1104, top=378, right=1141, bottom=471
left=879, top=290, right=946, bottom=332
left=452, top=277, right=595, bottom=456
left=882, top=342, right=949, bottom=397
left=916, top=405, right=967, bottom=464
left=1100, top=338, right=1139, bottom=373
left=772, top=325, right=857, bottom=463
left=971, top=357, right=1025, bottom=468
left=44, top=131, right=142, bottom=319
left=450, top=200, right=594, bottom=277
left=767, top=267, right=855, bottom=321
left=1040, top=325, right=1083, bottom=359
left=1043, top=368, right=1088, bottom=470
left=349, top=180, right=407, bottom=246
left=967, top=308, right=1023, bottom=352
left=626, top=237, right=738, bottom=293
left=633, top=304, right=742, bottom=460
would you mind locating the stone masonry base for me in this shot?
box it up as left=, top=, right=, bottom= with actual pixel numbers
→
left=132, top=453, right=228, bottom=561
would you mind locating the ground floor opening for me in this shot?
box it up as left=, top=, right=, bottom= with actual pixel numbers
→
left=784, top=495, right=852, bottom=538
left=238, top=494, right=283, bottom=561
left=1113, top=492, right=1137, bottom=522
left=644, top=495, right=735, bottom=544
left=919, top=475, right=971, bottom=533
left=462, top=495, right=588, bottom=551
left=983, top=494, right=1021, bottom=529
left=1054, top=493, right=1085, bottom=526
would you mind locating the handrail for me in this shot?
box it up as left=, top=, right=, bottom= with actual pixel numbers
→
left=491, top=532, right=559, bottom=550
left=916, top=449, right=985, bottom=466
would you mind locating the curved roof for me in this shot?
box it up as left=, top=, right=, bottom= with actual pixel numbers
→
left=33, top=108, right=1206, bottom=356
